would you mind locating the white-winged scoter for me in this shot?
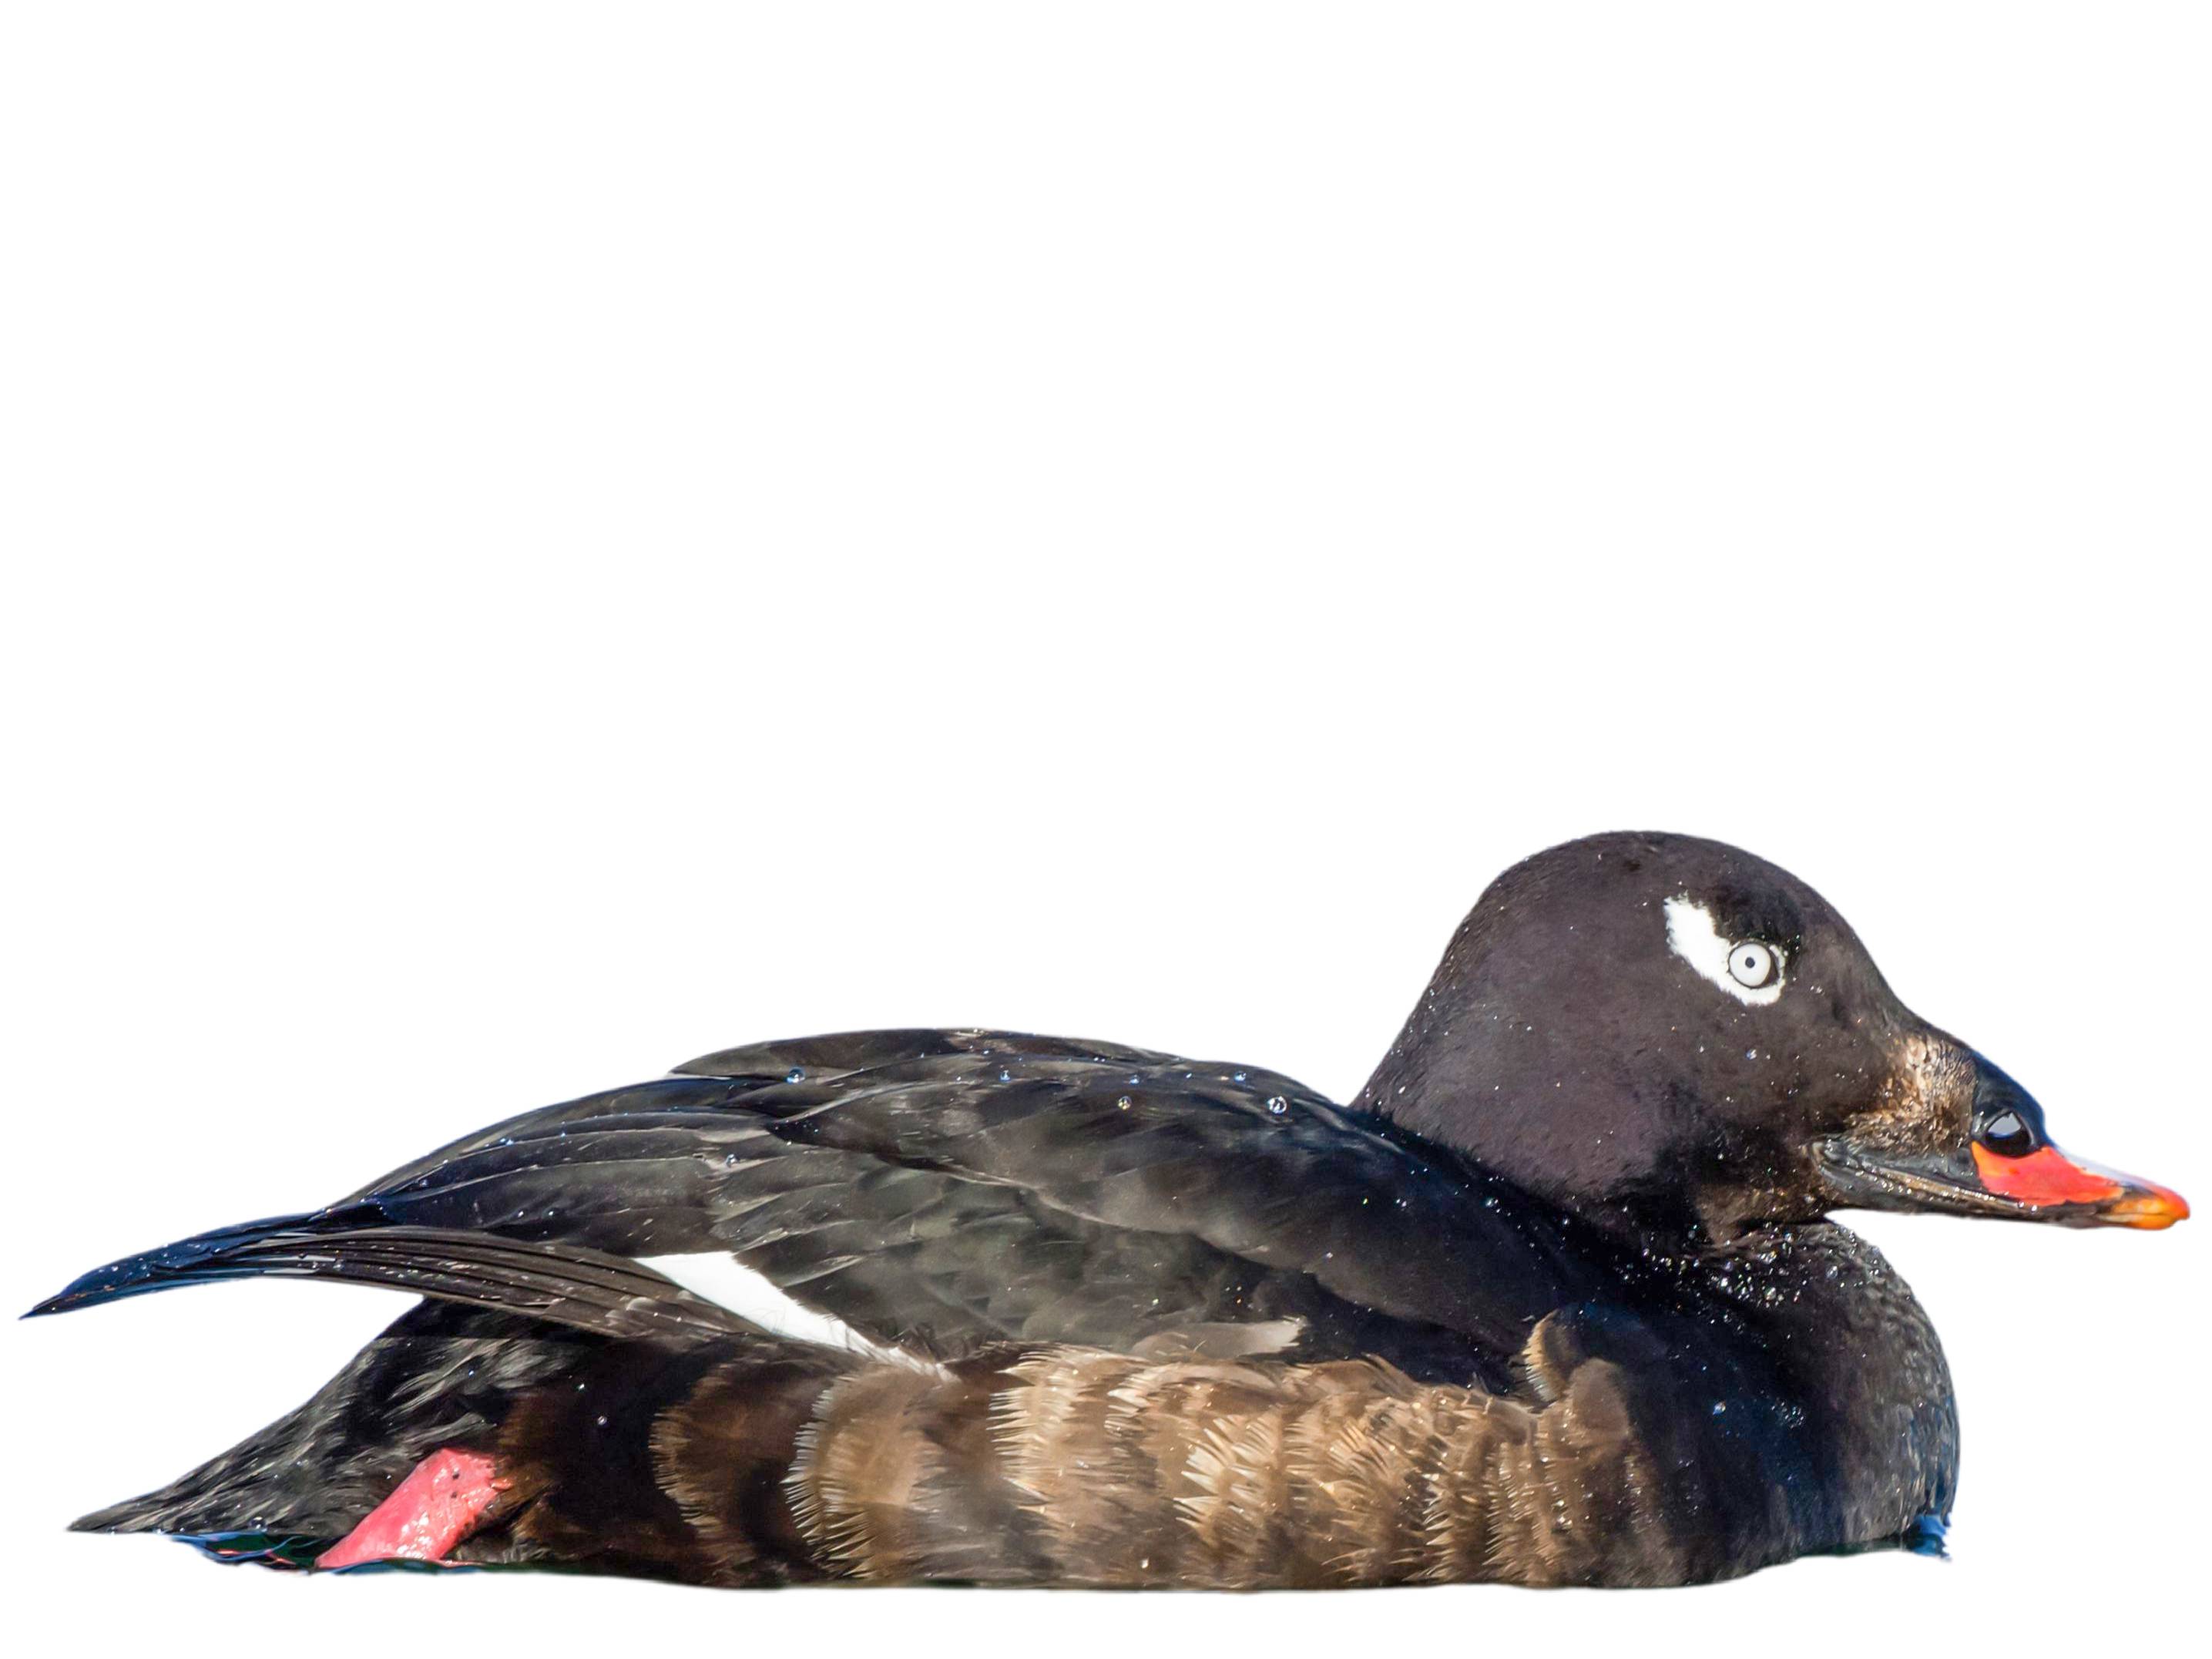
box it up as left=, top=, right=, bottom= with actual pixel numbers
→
left=31, top=831, right=2187, bottom=1587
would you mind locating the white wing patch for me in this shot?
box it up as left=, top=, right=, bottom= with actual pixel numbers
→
left=640, top=1252, right=948, bottom=1376
left=1663, top=895, right=1784, bottom=1006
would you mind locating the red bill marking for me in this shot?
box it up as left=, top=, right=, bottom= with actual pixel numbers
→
left=1972, top=1144, right=2190, bottom=1227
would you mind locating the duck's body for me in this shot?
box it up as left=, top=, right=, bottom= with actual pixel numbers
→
left=33, top=835, right=2181, bottom=1587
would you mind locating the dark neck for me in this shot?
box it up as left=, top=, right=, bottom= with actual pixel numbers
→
left=1359, top=1013, right=1811, bottom=1245
left=1358, top=1031, right=1707, bottom=1240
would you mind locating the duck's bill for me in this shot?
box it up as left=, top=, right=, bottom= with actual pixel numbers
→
left=1818, top=1138, right=2190, bottom=1229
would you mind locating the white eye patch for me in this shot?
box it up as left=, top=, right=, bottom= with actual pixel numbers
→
left=1663, top=895, right=1785, bottom=1006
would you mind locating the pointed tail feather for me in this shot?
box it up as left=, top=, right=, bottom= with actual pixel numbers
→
left=28, top=1204, right=753, bottom=1342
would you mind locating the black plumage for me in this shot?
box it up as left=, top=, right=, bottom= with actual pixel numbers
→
left=30, top=832, right=2187, bottom=1587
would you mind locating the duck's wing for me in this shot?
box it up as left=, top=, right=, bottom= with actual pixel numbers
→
left=37, top=1029, right=1620, bottom=1384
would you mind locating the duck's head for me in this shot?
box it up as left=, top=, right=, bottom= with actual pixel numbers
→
left=1365, top=831, right=2189, bottom=1238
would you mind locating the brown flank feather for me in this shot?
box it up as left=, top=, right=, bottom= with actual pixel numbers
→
left=750, top=1317, right=1693, bottom=1588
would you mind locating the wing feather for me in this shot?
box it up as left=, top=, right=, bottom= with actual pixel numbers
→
left=40, top=1030, right=1630, bottom=1385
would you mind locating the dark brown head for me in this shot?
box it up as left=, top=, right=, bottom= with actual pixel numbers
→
left=1363, top=831, right=2187, bottom=1238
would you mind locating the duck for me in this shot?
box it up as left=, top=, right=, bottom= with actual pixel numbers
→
left=29, top=831, right=2187, bottom=1588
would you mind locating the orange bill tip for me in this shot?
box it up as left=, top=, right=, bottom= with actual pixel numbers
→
left=1971, top=1144, right=2190, bottom=1229
left=2100, top=1179, right=2190, bottom=1230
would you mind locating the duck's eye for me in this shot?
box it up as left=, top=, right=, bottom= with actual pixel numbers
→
left=1664, top=897, right=1786, bottom=1005
left=1977, top=1108, right=2038, bottom=1158
left=1727, top=942, right=1777, bottom=989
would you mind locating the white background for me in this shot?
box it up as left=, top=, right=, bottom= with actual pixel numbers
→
left=2, top=4, right=2204, bottom=1653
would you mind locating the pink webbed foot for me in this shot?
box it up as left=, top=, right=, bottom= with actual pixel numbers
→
left=317, top=1448, right=506, bottom=1570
